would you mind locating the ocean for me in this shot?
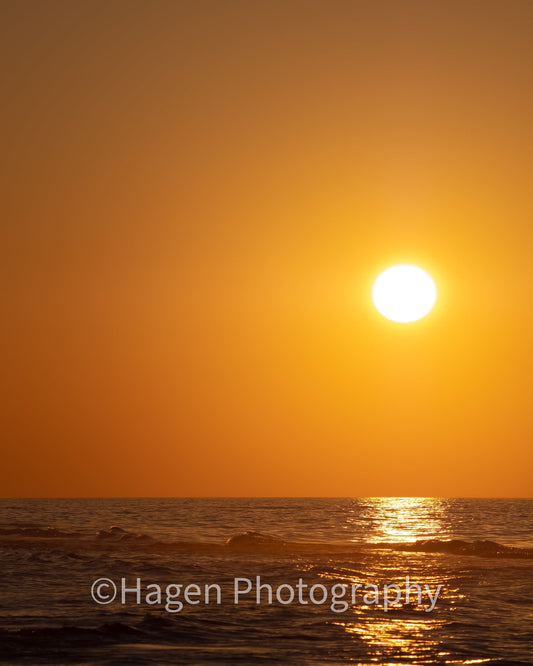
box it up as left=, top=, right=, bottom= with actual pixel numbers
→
left=0, top=498, right=532, bottom=664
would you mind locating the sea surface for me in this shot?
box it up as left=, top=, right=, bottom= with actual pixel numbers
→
left=0, top=498, right=532, bottom=665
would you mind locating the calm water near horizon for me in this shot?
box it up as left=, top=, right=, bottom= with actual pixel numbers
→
left=1, top=498, right=532, bottom=664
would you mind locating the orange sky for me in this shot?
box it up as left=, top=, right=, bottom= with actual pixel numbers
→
left=2, top=0, right=532, bottom=496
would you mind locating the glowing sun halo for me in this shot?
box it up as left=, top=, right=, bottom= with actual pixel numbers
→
left=372, top=265, right=437, bottom=323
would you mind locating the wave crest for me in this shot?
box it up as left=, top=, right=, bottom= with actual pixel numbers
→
left=225, top=531, right=287, bottom=551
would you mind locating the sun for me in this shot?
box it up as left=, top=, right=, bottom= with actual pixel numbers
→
left=372, top=264, right=437, bottom=323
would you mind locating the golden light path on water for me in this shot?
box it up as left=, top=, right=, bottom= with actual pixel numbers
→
left=343, top=497, right=451, bottom=544
left=334, top=616, right=491, bottom=665
left=329, top=498, right=465, bottom=661
left=333, top=617, right=447, bottom=663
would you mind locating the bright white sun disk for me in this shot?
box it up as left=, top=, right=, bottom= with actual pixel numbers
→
left=372, top=265, right=437, bottom=323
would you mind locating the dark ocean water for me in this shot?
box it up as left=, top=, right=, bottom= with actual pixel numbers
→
left=0, top=498, right=532, bottom=665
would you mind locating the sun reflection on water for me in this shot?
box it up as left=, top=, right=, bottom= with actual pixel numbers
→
left=334, top=615, right=447, bottom=663
left=331, top=498, right=459, bottom=662
left=344, top=497, right=451, bottom=544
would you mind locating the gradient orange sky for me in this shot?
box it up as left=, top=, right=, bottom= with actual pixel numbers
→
left=2, top=0, right=532, bottom=496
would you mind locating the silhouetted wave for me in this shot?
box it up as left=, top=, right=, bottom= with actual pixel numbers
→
left=393, top=538, right=533, bottom=558
left=1, top=525, right=531, bottom=559
left=0, top=615, right=181, bottom=662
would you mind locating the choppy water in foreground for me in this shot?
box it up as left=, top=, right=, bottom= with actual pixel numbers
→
left=0, top=498, right=532, bottom=665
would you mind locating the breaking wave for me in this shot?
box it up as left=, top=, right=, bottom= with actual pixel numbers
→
left=0, top=525, right=531, bottom=559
